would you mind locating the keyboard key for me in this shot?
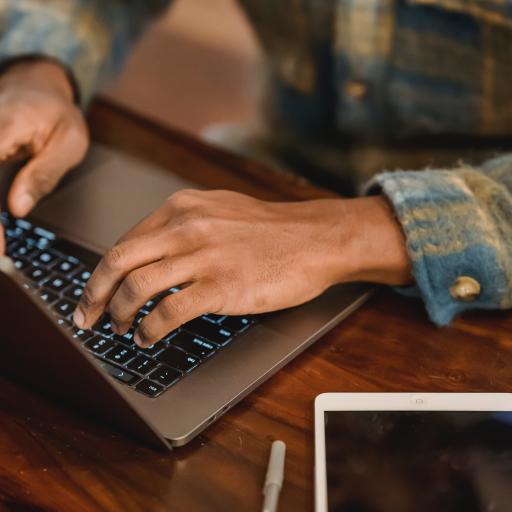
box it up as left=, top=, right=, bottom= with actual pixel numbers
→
left=27, top=236, right=50, bottom=250
left=170, top=331, right=217, bottom=359
left=64, top=284, right=84, bottom=301
left=126, top=355, right=159, bottom=375
left=52, top=238, right=99, bottom=269
left=15, top=218, right=32, bottom=231
left=137, top=343, right=165, bottom=357
left=12, top=243, right=38, bottom=258
left=148, top=365, right=181, bottom=387
left=25, top=266, right=51, bottom=283
left=141, top=297, right=157, bottom=312
left=56, top=317, right=73, bottom=330
left=84, top=336, right=115, bottom=355
left=71, top=268, right=92, bottom=283
left=156, top=344, right=200, bottom=372
left=39, top=289, right=59, bottom=304
left=135, top=380, right=164, bottom=398
left=114, top=330, right=136, bottom=347
left=183, top=318, right=232, bottom=346
left=93, top=317, right=114, bottom=338
left=72, top=328, right=94, bottom=342
left=35, top=250, right=60, bottom=266
left=55, top=258, right=80, bottom=275
left=203, top=314, right=226, bottom=324
left=97, top=360, right=139, bottom=386
left=13, top=258, right=29, bottom=271
left=7, top=241, right=21, bottom=255
left=105, top=346, right=137, bottom=365
left=45, top=276, right=71, bottom=293
left=6, top=226, right=25, bottom=239
left=53, top=299, right=76, bottom=317
left=33, top=226, right=56, bottom=242
left=220, top=316, right=253, bottom=333
left=134, top=311, right=147, bottom=326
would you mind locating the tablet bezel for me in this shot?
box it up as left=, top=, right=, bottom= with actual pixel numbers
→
left=314, top=392, right=512, bottom=512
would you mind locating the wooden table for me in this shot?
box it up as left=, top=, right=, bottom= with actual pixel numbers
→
left=1, top=98, right=511, bottom=512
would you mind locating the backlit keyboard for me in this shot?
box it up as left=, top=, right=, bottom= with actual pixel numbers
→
left=1, top=213, right=255, bottom=398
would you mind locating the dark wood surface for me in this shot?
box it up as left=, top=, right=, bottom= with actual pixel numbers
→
left=0, top=98, right=511, bottom=512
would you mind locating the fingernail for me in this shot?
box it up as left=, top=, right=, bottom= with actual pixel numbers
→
left=73, top=307, right=85, bottom=328
left=17, top=193, right=34, bottom=215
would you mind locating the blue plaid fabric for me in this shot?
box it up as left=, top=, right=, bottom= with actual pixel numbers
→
left=1, top=0, right=512, bottom=325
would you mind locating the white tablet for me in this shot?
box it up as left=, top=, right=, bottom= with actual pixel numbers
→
left=314, top=393, right=512, bottom=512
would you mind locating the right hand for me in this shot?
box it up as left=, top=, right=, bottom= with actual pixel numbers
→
left=0, top=59, right=89, bottom=252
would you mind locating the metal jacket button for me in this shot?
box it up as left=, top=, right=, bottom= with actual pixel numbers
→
left=450, top=276, right=481, bottom=302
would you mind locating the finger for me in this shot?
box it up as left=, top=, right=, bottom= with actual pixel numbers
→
left=107, top=255, right=200, bottom=334
left=114, top=189, right=204, bottom=244
left=74, top=229, right=186, bottom=329
left=134, top=281, right=221, bottom=347
left=117, top=189, right=209, bottom=244
left=115, top=206, right=169, bottom=244
left=8, top=120, right=87, bottom=217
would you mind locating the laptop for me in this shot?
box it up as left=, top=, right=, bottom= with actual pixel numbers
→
left=0, top=144, right=373, bottom=450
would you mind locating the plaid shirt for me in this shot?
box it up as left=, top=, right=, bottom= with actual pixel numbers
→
left=1, top=0, right=511, bottom=325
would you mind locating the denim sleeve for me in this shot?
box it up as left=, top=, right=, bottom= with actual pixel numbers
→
left=366, top=156, right=512, bottom=326
left=0, top=0, right=171, bottom=105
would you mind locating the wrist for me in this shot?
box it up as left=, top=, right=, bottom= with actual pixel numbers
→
left=330, top=196, right=413, bottom=286
left=0, top=58, right=75, bottom=102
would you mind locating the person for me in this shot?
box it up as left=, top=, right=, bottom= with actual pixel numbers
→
left=0, top=1, right=510, bottom=348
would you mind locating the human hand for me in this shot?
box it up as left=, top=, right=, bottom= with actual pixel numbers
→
left=73, top=190, right=411, bottom=347
left=0, top=59, right=89, bottom=251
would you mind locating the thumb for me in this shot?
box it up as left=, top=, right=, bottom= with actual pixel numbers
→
left=8, top=122, right=88, bottom=217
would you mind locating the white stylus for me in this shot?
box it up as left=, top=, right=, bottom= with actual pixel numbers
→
left=262, top=440, right=286, bottom=512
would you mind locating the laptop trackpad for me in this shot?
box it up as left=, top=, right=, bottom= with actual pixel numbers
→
left=32, top=145, right=197, bottom=253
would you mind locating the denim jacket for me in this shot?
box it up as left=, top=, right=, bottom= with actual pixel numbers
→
left=1, top=0, right=511, bottom=325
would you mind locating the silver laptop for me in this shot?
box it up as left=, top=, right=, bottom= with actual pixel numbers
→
left=0, top=144, right=372, bottom=450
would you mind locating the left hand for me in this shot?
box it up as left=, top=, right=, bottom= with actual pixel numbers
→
left=73, top=189, right=411, bottom=347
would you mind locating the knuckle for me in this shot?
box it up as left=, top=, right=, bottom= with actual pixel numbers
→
left=103, top=245, right=127, bottom=271
left=158, top=295, right=188, bottom=320
left=167, top=189, right=198, bottom=209
left=123, top=270, right=151, bottom=298
left=186, top=214, right=213, bottom=235
left=159, top=258, right=175, bottom=277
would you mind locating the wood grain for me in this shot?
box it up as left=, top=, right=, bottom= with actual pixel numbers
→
left=0, top=98, right=510, bottom=512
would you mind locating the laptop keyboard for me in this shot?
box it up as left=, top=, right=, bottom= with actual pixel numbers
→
left=1, top=213, right=255, bottom=398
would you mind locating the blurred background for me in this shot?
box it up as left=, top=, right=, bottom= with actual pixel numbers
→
left=104, top=0, right=263, bottom=137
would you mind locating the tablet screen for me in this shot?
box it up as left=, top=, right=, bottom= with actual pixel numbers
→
left=324, top=411, right=512, bottom=512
